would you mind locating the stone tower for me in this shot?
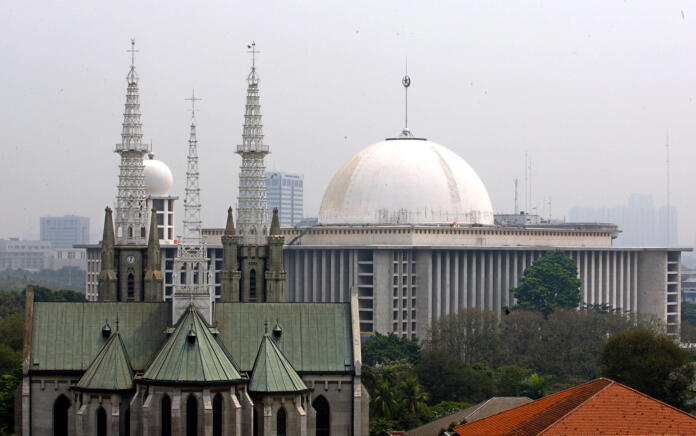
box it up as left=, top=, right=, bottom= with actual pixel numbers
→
left=143, top=208, right=163, bottom=301
left=265, top=208, right=287, bottom=302
left=220, top=207, right=241, bottom=301
left=97, top=207, right=117, bottom=300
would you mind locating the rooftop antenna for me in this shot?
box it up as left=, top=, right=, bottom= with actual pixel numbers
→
left=513, top=178, right=519, bottom=214
left=524, top=152, right=528, bottom=213
left=185, top=89, right=202, bottom=120
left=666, top=132, right=671, bottom=247
left=400, top=58, right=413, bottom=137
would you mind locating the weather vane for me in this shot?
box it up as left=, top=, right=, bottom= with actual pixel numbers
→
left=185, top=89, right=202, bottom=119
left=247, top=41, right=260, bottom=68
left=127, top=39, right=138, bottom=66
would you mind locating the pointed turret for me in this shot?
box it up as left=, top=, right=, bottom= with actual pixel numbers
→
left=97, top=207, right=117, bottom=301
left=114, top=39, right=149, bottom=245
left=270, top=207, right=280, bottom=236
left=248, top=328, right=307, bottom=394
left=221, top=207, right=241, bottom=302
left=144, top=208, right=163, bottom=301
left=266, top=207, right=286, bottom=302
left=76, top=331, right=134, bottom=392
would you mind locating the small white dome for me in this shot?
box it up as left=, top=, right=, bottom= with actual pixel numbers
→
left=143, top=155, right=173, bottom=196
left=318, top=137, right=494, bottom=225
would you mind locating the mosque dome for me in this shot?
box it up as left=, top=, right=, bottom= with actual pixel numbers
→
left=143, top=153, right=173, bottom=197
left=318, top=137, right=494, bottom=225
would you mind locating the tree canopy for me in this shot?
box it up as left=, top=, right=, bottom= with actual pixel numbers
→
left=600, top=328, right=695, bottom=410
left=511, top=250, right=582, bottom=316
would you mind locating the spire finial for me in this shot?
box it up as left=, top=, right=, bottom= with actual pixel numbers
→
left=116, top=313, right=119, bottom=332
left=247, top=41, right=260, bottom=69
left=185, top=89, right=202, bottom=121
left=264, top=320, right=269, bottom=334
left=128, top=39, right=138, bottom=67
left=401, top=58, right=413, bottom=137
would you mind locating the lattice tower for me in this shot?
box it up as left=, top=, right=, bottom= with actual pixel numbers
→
left=236, top=43, right=270, bottom=245
left=114, top=40, right=149, bottom=245
left=174, top=92, right=213, bottom=303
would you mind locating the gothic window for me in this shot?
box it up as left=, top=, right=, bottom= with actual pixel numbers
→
left=277, top=407, right=287, bottom=436
left=193, top=263, right=199, bottom=284
left=124, top=407, right=130, bottom=436
left=313, top=395, right=330, bottom=436
left=127, top=273, right=135, bottom=299
left=53, top=394, right=71, bottom=436
left=96, top=406, right=107, bottom=436
left=128, top=226, right=133, bottom=239
left=161, top=395, right=172, bottom=436
left=213, top=393, right=223, bottom=436
left=249, top=269, right=257, bottom=301
left=253, top=407, right=259, bottom=436
left=186, top=394, right=198, bottom=436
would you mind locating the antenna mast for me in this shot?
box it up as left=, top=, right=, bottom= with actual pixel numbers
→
left=401, top=58, right=413, bottom=137
left=666, top=133, right=671, bottom=247
left=514, top=178, right=519, bottom=214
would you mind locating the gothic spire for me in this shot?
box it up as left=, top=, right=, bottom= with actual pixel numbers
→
left=236, top=41, right=270, bottom=245
left=115, top=38, right=149, bottom=245
left=224, top=207, right=236, bottom=236
left=101, top=207, right=115, bottom=270
left=146, top=208, right=160, bottom=270
left=181, top=89, right=203, bottom=248
left=270, top=208, right=280, bottom=236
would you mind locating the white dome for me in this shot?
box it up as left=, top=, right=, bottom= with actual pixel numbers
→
left=143, top=156, right=173, bottom=196
left=318, top=138, right=494, bottom=225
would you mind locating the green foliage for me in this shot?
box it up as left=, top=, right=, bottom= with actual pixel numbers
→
left=362, top=332, right=421, bottom=366
left=681, top=302, right=696, bottom=342
left=0, top=370, right=20, bottom=436
left=416, top=351, right=495, bottom=405
left=600, top=328, right=695, bottom=410
left=369, top=417, right=397, bottom=436
left=0, top=266, right=84, bottom=293
left=429, top=401, right=471, bottom=420
left=426, top=308, right=500, bottom=365
left=511, top=250, right=582, bottom=317
left=496, top=365, right=530, bottom=396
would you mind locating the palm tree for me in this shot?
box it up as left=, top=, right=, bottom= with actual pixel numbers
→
left=371, top=379, right=398, bottom=420
left=399, top=375, right=429, bottom=416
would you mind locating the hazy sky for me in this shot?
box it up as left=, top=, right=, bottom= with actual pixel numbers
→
left=2, top=1, right=695, bottom=245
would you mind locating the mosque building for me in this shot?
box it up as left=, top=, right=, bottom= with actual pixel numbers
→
left=21, top=41, right=369, bottom=436
left=79, top=46, right=684, bottom=344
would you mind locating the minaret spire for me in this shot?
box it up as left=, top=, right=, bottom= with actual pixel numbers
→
left=236, top=41, right=270, bottom=244
left=115, top=38, right=149, bottom=245
left=400, top=59, right=413, bottom=138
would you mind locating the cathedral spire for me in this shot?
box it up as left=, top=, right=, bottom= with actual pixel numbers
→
left=115, top=38, right=149, bottom=245
left=236, top=41, right=270, bottom=245
left=225, top=207, right=236, bottom=235
left=182, top=89, right=203, bottom=248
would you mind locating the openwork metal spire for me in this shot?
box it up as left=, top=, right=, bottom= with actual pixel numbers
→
left=115, top=39, right=149, bottom=245
left=236, top=41, right=270, bottom=244
left=182, top=90, right=203, bottom=248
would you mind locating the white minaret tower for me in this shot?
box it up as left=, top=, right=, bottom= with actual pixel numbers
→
left=115, top=39, right=149, bottom=245
left=236, top=42, right=270, bottom=245
left=173, top=90, right=214, bottom=323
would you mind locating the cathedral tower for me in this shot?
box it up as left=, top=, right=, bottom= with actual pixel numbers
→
left=114, top=39, right=149, bottom=245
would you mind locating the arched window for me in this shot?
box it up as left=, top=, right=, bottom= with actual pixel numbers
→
left=213, top=393, right=223, bottom=436
left=161, top=395, right=172, bottom=436
left=124, top=407, right=130, bottom=436
left=253, top=406, right=259, bottom=436
left=53, top=394, right=71, bottom=436
left=127, top=273, right=135, bottom=299
left=96, top=406, right=107, bottom=436
left=186, top=394, right=198, bottom=436
left=249, top=269, right=257, bottom=301
left=277, top=407, right=287, bottom=436
left=313, top=395, right=330, bottom=436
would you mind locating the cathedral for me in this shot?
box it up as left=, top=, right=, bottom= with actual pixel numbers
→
left=17, top=41, right=369, bottom=435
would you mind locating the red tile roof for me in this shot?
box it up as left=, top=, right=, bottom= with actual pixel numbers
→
left=454, top=378, right=696, bottom=436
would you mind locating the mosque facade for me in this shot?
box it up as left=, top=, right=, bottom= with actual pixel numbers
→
left=22, top=42, right=369, bottom=436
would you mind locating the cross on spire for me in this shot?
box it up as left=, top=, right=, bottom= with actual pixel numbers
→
left=127, top=39, right=139, bottom=66
left=247, top=41, right=260, bottom=69
left=185, top=89, right=202, bottom=120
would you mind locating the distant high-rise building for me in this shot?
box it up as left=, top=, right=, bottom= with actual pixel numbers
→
left=266, top=171, right=304, bottom=226
left=40, top=215, right=90, bottom=248
left=569, top=194, right=678, bottom=247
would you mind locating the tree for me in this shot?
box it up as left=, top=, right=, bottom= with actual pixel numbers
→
left=362, top=332, right=420, bottom=366
left=600, top=328, right=695, bottom=410
left=426, top=308, right=500, bottom=365
left=416, top=351, right=495, bottom=404
left=511, top=250, right=582, bottom=317
left=371, top=379, right=398, bottom=420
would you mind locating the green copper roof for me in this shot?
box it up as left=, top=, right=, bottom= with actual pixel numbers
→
left=142, top=306, right=242, bottom=384
left=214, top=303, right=353, bottom=373
left=249, top=333, right=308, bottom=393
left=30, top=302, right=170, bottom=371
left=76, top=331, right=133, bottom=391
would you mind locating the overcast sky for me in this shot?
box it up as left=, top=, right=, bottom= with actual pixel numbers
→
left=1, top=1, right=695, bottom=245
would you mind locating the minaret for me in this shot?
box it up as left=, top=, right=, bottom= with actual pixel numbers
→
left=115, top=39, right=149, bottom=245
left=236, top=41, right=270, bottom=245
left=97, top=207, right=117, bottom=301
left=220, top=207, right=241, bottom=301
left=173, top=91, right=213, bottom=322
